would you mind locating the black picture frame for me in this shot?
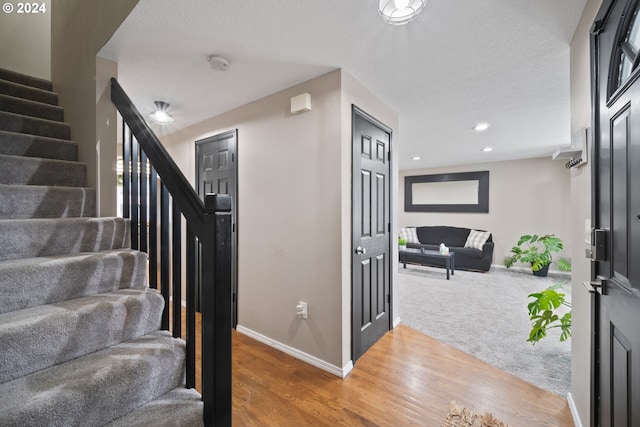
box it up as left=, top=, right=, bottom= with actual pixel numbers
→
left=404, top=171, right=489, bottom=213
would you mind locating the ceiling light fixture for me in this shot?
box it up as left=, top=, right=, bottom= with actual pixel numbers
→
left=473, top=123, right=490, bottom=131
left=378, top=0, right=427, bottom=25
left=481, top=147, right=493, bottom=152
left=149, top=101, right=174, bottom=125
left=412, top=156, right=421, bottom=160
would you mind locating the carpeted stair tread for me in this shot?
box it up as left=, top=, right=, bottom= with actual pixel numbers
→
left=0, top=331, right=186, bottom=427
left=0, top=217, right=130, bottom=261
left=0, top=183, right=95, bottom=219
left=0, top=129, right=78, bottom=160
left=0, top=287, right=164, bottom=384
left=0, top=68, right=52, bottom=92
left=0, top=78, right=57, bottom=105
left=0, top=110, right=70, bottom=140
left=105, top=387, right=204, bottom=427
left=0, top=94, right=64, bottom=122
left=0, top=153, right=86, bottom=187
left=0, top=249, right=148, bottom=314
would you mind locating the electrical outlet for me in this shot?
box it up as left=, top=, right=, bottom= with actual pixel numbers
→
left=296, top=301, right=308, bottom=319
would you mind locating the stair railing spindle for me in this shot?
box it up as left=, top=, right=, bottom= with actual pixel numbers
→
left=172, top=200, right=182, bottom=338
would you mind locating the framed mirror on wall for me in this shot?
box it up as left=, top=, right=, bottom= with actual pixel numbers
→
left=404, top=171, right=489, bottom=213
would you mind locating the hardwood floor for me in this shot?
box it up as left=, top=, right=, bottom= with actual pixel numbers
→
left=180, top=312, right=572, bottom=426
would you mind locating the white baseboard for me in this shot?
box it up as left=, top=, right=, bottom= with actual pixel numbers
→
left=567, top=392, right=583, bottom=427
left=393, top=316, right=401, bottom=328
left=236, top=325, right=352, bottom=378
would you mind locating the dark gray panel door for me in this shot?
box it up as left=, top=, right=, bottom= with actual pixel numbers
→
left=196, top=130, right=238, bottom=327
left=592, top=1, right=640, bottom=425
left=352, top=106, right=391, bottom=362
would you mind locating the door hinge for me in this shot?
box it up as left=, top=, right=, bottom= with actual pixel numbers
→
left=387, top=151, right=391, bottom=161
left=387, top=223, right=390, bottom=232
left=232, top=293, right=236, bottom=302
left=232, top=223, right=235, bottom=233
left=387, top=294, right=391, bottom=304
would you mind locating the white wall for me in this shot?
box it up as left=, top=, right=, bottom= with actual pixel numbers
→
left=162, top=71, right=345, bottom=369
left=399, top=158, right=572, bottom=269
left=51, top=0, right=138, bottom=216
left=0, top=0, right=51, bottom=79
left=569, top=0, right=601, bottom=424
left=161, top=70, right=398, bottom=374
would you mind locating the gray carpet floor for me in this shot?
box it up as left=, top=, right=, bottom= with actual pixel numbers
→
left=397, top=265, right=571, bottom=397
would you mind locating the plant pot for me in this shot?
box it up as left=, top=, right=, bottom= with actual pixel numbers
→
left=532, top=263, right=550, bottom=277
left=399, top=245, right=407, bottom=251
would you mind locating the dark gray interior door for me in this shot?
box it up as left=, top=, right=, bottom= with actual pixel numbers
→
left=196, top=130, right=238, bottom=327
left=592, top=0, right=640, bottom=425
left=352, top=106, right=391, bottom=362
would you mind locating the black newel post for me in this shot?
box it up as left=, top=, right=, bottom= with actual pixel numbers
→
left=202, top=193, right=232, bottom=427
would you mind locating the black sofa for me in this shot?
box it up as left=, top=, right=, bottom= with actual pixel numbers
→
left=404, top=226, right=494, bottom=272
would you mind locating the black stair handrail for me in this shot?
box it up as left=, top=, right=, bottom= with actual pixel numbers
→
left=111, top=78, right=231, bottom=427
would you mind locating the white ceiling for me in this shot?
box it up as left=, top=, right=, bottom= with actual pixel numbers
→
left=100, top=0, right=588, bottom=170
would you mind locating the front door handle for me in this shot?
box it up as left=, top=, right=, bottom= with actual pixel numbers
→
left=590, top=275, right=609, bottom=295
left=355, top=246, right=366, bottom=255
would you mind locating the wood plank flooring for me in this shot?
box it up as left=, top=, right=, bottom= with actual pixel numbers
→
left=180, top=312, right=572, bottom=426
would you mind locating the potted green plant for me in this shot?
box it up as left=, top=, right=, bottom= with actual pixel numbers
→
left=398, top=237, right=407, bottom=251
left=503, top=234, right=570, bottom=277
left=527, top=281, right=571, bottom=344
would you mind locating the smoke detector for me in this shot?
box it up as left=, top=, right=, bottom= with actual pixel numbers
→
left=208, top=55, right=230, bottom=71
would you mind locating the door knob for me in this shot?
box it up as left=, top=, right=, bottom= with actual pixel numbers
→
left=355, top=246, right=366, bottom=255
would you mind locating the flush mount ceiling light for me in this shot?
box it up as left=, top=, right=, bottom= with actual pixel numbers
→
left=149, top=101, right=174, bottom=125
left=412, top=156, right=421, bottom=160
left=473, top=123, right=490, bottom=131
left=481, top=147, right=493, bottom=152
left=378, top=0, right=427, bottom=25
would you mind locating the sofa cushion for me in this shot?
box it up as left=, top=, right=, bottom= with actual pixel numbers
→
left=399, top=227, right=419, bottom=244
left=464, top=229, right=491, bottom=250
left=416, top=226, right=470, bottom=247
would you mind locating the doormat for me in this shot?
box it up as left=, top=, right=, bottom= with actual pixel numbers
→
left=442, top=401, right=510, bottom=427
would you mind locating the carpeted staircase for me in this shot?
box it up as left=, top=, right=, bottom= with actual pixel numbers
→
left=0, top=68, right=203, bottom=426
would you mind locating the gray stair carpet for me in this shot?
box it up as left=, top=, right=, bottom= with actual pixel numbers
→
left=0, top=130, right=78, bottom=161
left=0, top=110, right=70, bottom=139
left=0, top=287, right=164, bottom=383
left=0, top=153, right=86, bottom=187
left=106, top=388, right=205, bottom=427
left=0, top=183, right=95, bottom=219
left=0, top=217, right=130, bottom=261
left=0, top=67, right=202, bottom=426
left=0, top=250, right=147, bottom=314
left=0, top=94, right=64, bottom=121
left=0, top=331, right=186, bottom=427
left=0, top=78, right=57, bottom=105
left=0, top=68, right=52, bottom=91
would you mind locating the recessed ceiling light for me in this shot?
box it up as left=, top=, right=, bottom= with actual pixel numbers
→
left=412, top=156, right=421, bottom=160
left=481, top=147, right=493, bottom=152
left=473, top=123, right=490, bottom=131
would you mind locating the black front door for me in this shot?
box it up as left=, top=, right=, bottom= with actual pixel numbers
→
left=196, top=130, right=238, bottom=327
left=352, top=106, right=392, bottom=362
left=592, top=1, right=640, bottom=425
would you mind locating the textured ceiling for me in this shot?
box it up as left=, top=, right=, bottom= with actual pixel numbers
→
left=99, top=0, right=588, bottom=170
